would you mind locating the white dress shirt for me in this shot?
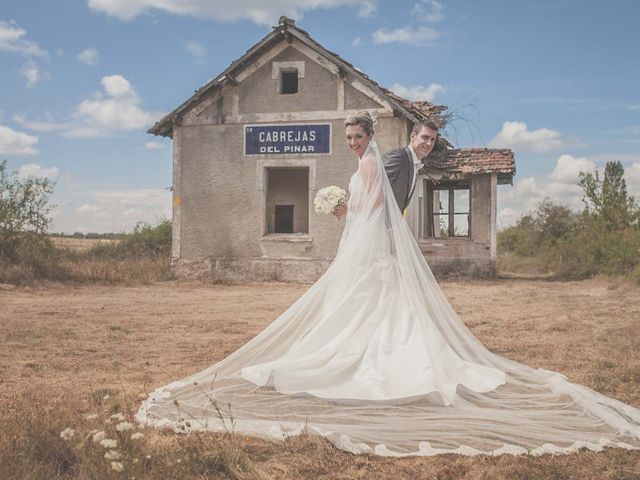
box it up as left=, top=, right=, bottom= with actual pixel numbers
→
left=407, top=144, right=423, bottom=201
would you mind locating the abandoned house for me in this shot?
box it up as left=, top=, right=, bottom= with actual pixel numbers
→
left=148, top=17, right=516, bottom=282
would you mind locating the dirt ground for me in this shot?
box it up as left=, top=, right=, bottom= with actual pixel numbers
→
left=1, top=278, right=639, bottom=479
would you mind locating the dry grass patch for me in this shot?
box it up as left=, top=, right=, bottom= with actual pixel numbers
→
left=1, top=279, right=639, bottom=479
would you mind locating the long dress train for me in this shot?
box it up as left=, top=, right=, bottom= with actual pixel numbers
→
left=136, top=140, right=640, bottom=456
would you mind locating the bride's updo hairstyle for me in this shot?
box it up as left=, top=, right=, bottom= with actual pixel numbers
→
left=344, top=110, right=375, bottom=136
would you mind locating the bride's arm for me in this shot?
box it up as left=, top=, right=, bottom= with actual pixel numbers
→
left=359, top=152, right=384, bottom=209
left=346, top=152, right=383, bottom=214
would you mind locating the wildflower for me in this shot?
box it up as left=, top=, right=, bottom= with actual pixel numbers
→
left=60, top=428, right=75, bottom=440
left=100, top=438, right=118, bottom=449
left=103, top=394, right=110, bottom=400
left=110, top=413, right=126, bottom=422
left=110, top=461, right=124, bottom=472
left=116, top=421, right=134, bottom=432
left=85, top=414, right=99, bottom=420
left=132, top=458, right=139, bottom=464
left=92, top=431, right=106, bottom=443
left=105, top=450, right=122, bottom=460
left=130, top=432, right=144, bottom=440
left=145, top=455, right=151, bottom=459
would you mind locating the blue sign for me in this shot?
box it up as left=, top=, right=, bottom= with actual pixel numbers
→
left=245, top=124, right=331, bottom=155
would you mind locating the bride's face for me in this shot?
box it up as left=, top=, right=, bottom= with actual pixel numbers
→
left=345, top=124, right=371, bottom=158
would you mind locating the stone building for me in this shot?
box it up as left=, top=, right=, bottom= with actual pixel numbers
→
left=149, top=17, right=515, bottom=282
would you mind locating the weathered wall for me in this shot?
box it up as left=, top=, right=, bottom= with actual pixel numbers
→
left=470, top=174, right=492, bottom=246
left=169, top=38, right=498, bottom=281
left=239, top=47, right=337, bottom=114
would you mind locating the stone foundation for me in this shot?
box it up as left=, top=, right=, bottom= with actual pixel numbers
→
left=173, top=249, right=495, bottom=283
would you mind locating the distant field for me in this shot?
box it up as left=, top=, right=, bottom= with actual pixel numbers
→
left=49, top=237, right=119, bottom=252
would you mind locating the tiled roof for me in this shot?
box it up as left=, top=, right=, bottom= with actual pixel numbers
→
left=427, top=148, right=516, bottom=178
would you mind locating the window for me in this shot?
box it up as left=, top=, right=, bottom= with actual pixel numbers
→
left=280, top=70, right=298, bottom=94
left=274, top=205, right=294, bottom=233
left=424, top=181, right=470, bottom=238
left=265, top=167, right=309, bottom=234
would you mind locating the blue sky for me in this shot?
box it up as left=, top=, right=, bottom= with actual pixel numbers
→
left=1, top=0, right=639, bottom=233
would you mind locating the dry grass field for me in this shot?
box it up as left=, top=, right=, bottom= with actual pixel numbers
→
left=1, top=278, right=639, bottom=479
left=49, top=237, right=119, bottom=252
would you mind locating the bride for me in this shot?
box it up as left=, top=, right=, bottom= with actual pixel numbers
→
left=137, top=111, right=640, bottom=456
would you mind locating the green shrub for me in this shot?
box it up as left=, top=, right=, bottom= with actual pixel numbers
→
left=89, top=220, right=172, bottom=259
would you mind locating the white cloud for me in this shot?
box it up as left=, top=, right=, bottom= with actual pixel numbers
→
left=389, top=82, right=443, bottom=101
left=13, top=114, right=72, bottom=132
left=68, top=75, right=160, bottom=137
left=627, top=105, right=640, bottom=111
left=489, top=121, right=568, bottom=153
left=625, top=162, right=640, bottom=196
left=0, top=20, right=47, bottom=57
left=77, top=48, right=99, bottom=65
left=372, top=25, right=440, bottom=46
left=0, top=125, right=39, bottom=155
left=352, top=36, right=362, bottom=47
left=52, top=187, right=171, bottom=234
left=144, top=141, right=163, bottom=149
left=19, top=60, right=49, bottom=87
left=549, top=154, right=595, bottom=184
left=87, top=0, right=376, bottom=25
left=15, top=75, right=161, bottom=139
left=16, top=164, right=59, bottom=180
left=411, top=0, right=444, bottom=23
left=185, top=41, right=206, bottom=61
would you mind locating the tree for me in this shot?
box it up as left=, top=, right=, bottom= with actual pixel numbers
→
left=0, top=160, right=55, bottom=256
left=578, top=161, right=639, bottom=229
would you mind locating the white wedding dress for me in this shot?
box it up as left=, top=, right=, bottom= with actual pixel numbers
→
left=137, top=140, right=640, bottom=456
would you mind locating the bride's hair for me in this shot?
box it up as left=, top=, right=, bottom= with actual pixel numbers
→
left=344, top=110, right=374, bottom=136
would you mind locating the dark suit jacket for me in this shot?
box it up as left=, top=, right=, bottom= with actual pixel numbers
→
left=382, top=146, right=416, bottom=212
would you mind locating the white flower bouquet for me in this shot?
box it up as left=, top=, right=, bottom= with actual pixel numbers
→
left=314, top=185, right=347, bottom=214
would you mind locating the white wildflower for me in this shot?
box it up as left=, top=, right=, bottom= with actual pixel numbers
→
left=132, top=458, right=139, bottom=464
left=92, top=430, right=106, bottom=443
left=100, top=438, right=118, bottom=449
left=105, top=450, right=122, bottom=460
left=130, top=432, right=144, bottom=440
left=59, top=428, right=75, bottom=440
left=110, top=461, right=124, bottom=472
left=145, top=455, right=151, bottom=459
left=116, top=421, right=134, bottom=432
left=85, top=414, right=99, bottom=420
left=103, top=394, right=110, bottom=400
left=110, top=413, right=126, bottom=422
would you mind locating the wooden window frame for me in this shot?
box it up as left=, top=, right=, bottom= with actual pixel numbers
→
left=424, top=180, right=471, bottom=238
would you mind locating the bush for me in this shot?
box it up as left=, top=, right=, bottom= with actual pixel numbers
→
left=89, top=220, right=172, bottom=259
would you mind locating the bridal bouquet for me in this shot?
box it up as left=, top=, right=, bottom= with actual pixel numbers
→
left=314, top=186, right=347, bottom=214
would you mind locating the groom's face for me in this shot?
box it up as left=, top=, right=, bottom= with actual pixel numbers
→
left=410, top=125, right=437, bottom=160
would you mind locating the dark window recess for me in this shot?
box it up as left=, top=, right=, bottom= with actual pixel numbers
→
left=275, top=205, right=294, bottom=233
left=280, top=70, right=298, bottom=94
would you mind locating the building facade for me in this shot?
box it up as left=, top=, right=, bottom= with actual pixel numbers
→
left=149, top=17, right=515, bottom=282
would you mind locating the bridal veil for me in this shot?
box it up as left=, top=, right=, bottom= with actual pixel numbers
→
left=137, top=138, right=640, bottom=456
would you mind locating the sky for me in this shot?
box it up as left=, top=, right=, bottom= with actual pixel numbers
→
left=1, top=0, right=639, bottom=233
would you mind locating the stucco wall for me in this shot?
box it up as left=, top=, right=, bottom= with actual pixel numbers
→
left=169, top=39, right=499, bottom=281
left=239, top=47, right=337, bottom=114
left=470, top=174, right=492, bottom=246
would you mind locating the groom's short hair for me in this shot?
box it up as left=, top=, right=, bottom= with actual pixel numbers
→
left=412, top=120, right=438, bottom=135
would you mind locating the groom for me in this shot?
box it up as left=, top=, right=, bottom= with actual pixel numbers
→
left=383, top=120, right=438, bottom=213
